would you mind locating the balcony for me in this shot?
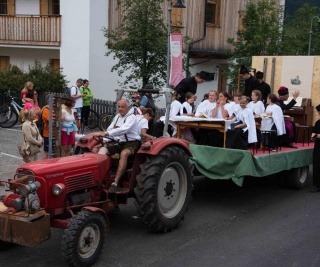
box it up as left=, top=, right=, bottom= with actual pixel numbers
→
left=0, top=15, right=61, bottom=47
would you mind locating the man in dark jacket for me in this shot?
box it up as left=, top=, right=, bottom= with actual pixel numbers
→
left=240, top=65, right=260, bottom=98
left=175, top=71, right=210, bottom=103
left=256, top=71, right=271, bottom=104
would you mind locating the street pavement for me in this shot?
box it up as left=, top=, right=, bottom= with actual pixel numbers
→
left=1, top=126, right=320, bottom=267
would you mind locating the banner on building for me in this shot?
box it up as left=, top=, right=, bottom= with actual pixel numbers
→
left=169, top=33, right=183, bottom=87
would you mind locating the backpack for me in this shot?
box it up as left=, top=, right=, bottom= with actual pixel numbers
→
left=37, top=106, right=49, bottom=136
left=68, top=85, right=78, bottom=97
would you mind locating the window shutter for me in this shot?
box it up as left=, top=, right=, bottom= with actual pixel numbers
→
left=7, top=0, right=15, bottom=15
left=0, top=56, right=10, bottom=71
left=40, top=0, right=49, bottom=16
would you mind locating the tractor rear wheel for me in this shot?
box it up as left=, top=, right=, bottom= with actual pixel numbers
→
left=61, top=211, right=106, bottom=267
left=134, top=146, right=193, bottom=233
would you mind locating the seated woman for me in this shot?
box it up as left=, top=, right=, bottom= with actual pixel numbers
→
left=247, top=90, right=265, bottom=117
left=181, top=92, right=195, bottom=116
left=181, top=92, right=196, bottom=141
left=262, top=93, right=286, bottom=150
left=152, top=91, right=182, bottom=137
left=226, top=96, right=257, bottom=150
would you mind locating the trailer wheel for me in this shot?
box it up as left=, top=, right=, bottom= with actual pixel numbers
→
left=0, top=240, right=16, bottom=251
left=61, top=211, right=106, bottom=267
left=286, top=166, right=309, bottom=189
left=134, top=146, right=193, bottom=233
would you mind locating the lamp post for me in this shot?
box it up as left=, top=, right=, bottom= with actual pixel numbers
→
left=308, top=16, right=320, bottom=56
left=166, top=0, right=186, bottom=88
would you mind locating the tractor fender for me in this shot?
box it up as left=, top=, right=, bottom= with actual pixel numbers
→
left=137, top=137, right=192, bottom=156
left=82, top=206, right=110, bottom=230
left=128, top=138, right=192, bottom=190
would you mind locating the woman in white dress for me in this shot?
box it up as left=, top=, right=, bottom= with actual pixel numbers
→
left=247, top=90, right=265, bottom=117
left=226, top=96, right=257, bottom=150
left=262, top=93, right=286, bottom=150
left=181, top=92, right=195, bottom=116
left=153, top=91, right=182, bottom=137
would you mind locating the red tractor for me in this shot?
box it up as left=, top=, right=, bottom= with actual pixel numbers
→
left=0, top=90, right=194, bottom=267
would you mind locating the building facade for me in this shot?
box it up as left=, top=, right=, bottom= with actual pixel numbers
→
left=0, top=0, right=283, bottom=102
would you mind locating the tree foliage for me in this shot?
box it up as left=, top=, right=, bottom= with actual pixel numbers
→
left=103, top=0, right=167, bottom=88
left=281, top=4, right=320, bottom=55
left=227, top=0, right=283, bottom=92
left=0, top=61, right=68, bottom=95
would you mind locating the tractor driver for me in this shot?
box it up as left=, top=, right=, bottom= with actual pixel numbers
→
left=97, top=99, right=141, bottom=193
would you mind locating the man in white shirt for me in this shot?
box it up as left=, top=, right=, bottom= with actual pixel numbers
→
left=99, top=99, right=141, bottom=193
left=70, top=78, right=85, bottom=119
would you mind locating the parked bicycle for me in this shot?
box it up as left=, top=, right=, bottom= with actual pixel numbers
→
left=0, top=91, right=23, bottom=128
left=98, top=113, right=114, bottom=131
left=80, top=109, right=100, bottom=133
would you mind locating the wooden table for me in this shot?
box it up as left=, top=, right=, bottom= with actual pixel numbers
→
left=170, top=117, right=227, bottom=147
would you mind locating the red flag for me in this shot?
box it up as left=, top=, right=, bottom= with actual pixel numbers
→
left=169, top=33, right=183, bottom=87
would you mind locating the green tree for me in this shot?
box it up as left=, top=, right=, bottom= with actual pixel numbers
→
left=0, top=61, right=68, bottom=95
left=227, top=0, right=283, bottom=92
left=103, top=0, right=167, bottom=88
left=281, top=4, right=320, bottom=55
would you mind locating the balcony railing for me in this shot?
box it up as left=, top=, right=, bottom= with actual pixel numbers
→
left=0, top=15, right=61, bottom=46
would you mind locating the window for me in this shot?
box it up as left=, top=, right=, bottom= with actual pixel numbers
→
left=205, top=0, right=221, bottom=27
left=40, top=0, right=60, bottom=16
left=0, top=56, right=10, bottom=71
left=0, top=0, right=7, bottom=15
left=52, top=0, right=59, bottom=15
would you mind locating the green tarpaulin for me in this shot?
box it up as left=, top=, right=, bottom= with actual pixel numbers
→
left=189, top=144, right=313, bottom=187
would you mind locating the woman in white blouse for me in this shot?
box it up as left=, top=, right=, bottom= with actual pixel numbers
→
left=247, top=90, right=265, bottom=117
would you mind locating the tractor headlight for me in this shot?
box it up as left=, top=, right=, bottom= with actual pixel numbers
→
left=52, top=184, right=65, bottom=196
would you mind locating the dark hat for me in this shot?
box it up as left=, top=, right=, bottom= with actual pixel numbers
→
left=316, top=104, right=320, bottom=112
left=240, top=65, right=249, bottom=74
left=196, top=71, right=210, bottom=80
left=256, top=71, right=264, bottom=80
left=278, top=86, right=289, bottom=96
left=143, top=83, right=154, bottom=89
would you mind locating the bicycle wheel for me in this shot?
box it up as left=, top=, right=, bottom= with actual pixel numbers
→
left=87, top=109, right=99, bottom=129
left=0, top=105, right=10, bottom=123
left=0, top=108, right=18, bottom=128
left=99, top=113, right=113, bottom=131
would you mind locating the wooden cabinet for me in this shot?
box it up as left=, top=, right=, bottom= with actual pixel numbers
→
left=284, top=106, right=313, bottom=143
left=283, top=106, right=313, bottom=126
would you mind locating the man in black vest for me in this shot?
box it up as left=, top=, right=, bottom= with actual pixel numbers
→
left=256, top=71, right=271, bottom=104
left=175, top=71, right=210, bottom=103
left=240, top=65, right=259, bottom=98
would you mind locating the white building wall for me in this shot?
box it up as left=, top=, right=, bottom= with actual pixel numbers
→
left=60, top=0, right=122, bottom=100
left=15, top=0, right=39, bottom=15
left=88, top=0, right=116, bottom=99
left=60, top=0, right=91, bottom=90
left=0, top=47, right=59, bottom=71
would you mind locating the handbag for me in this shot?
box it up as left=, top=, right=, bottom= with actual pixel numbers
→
left=29, top=144, right=41, bottom=155
left=18, top=142, right=30, bottom=157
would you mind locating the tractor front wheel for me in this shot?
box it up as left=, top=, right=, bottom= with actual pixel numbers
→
left=134, top=146, right=193, bottom=233
left=61, top=211, right=106, bottom=267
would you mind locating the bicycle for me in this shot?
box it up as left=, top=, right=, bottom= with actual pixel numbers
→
left=0, top=91, right=23, bottom=128
left=98, top=113, right=114, bottom=131
left=78, top=109, right=100, bottom=134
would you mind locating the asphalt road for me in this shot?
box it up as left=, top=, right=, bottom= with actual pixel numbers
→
left=1, top=126, right=320, bottom=267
